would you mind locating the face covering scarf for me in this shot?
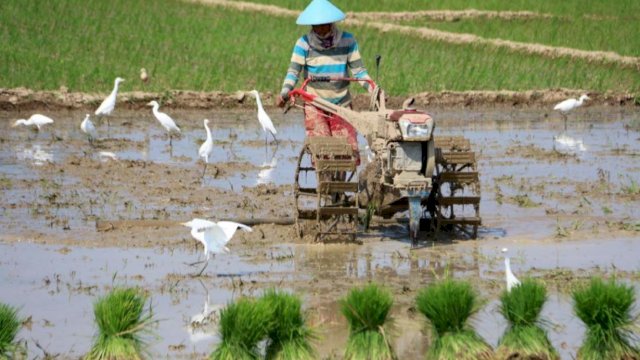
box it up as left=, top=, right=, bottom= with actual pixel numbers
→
left=308, top=24, right=343, bottom=50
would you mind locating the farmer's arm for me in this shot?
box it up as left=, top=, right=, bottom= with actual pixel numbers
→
left=278, top=37, right=308, bottom=107
left=347, top=38, right=374, bottom=92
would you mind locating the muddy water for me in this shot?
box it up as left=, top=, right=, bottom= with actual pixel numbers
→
left=1, top=105, right=639, bottom=359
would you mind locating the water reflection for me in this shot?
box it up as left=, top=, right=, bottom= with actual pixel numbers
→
left=256, top=146, right=279, bottom=185
left=16, top=144, right=53, bottom=165
left=187, top=280, right=223, bottom=344
left=553, top=133, right=587, bottom=154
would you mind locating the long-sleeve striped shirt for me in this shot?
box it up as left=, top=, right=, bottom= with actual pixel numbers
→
left=280, top=31, right=372, bottom=105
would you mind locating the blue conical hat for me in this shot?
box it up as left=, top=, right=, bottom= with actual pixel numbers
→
left=296, top=0, right=346, bottom=25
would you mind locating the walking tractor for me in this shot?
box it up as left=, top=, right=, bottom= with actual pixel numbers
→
left=287, top=77, right=481, bottom=244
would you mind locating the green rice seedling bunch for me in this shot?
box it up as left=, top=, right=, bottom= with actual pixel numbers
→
left=260, top=289, right=315, bottom=360
left=416, top=278, right=493, bottom=360
left=340, top=283, right=395, bottom=360
left=85, top=287, right=154, bottom=360
left=573, top=277, right=640, bottom=360
left=496, top=278, right=558, bottom=359
left=210, top=297, right=272, bottom=360
left=0, top=303, right=23, bottom=359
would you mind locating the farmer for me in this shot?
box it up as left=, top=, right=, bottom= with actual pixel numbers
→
left=276, top=0, right=376, bottom=164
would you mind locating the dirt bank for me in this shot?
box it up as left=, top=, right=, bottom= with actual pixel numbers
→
left=1, top=87, right=637, bottom=112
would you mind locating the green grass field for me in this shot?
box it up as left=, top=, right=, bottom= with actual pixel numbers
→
left=251, top=0, right=640, bottom=18
left=406, top=17, right=640, bottom=58
left=1, top=0, right=638, bottom=95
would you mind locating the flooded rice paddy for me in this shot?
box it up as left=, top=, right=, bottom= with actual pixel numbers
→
left=1, top=105, right=639, bottom=359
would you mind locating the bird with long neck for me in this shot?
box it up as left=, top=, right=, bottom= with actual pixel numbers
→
left=249, top=90, right=278, bottom=145
left=198, top=119, right=213, bottom=178
left=147, top=100, right=181, bottom=147
left=95, top=77, right=125, bottom=128
left=502, top=248, right=521, bottom=292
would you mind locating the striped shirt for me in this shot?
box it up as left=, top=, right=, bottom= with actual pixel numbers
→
left=280, top=31, right=372, bottom=105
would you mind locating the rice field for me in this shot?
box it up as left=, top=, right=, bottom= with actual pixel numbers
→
left=0, top=0, right=638, bottom=94
left=1, top=0, right=640, bottom=358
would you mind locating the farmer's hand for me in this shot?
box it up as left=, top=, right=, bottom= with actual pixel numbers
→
left=276, top=95, right=287, bottom=108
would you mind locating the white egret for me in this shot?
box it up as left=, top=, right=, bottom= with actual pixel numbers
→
left=199, top=119, right=214, bottom=178
left=502, top=248, right=521, bottom=292
left=553, top=94, right=590, bottom=129
left=95, top=77, right=125, bottom=127
left=140, top=68, right=149, bottom=83
left=248, top=90, right=278, bottom=145
left=12, top=114, right=54, bottom=131
left=182, top=218, right=252, bottom=276
left=553, top=134, right=587, bottom=153
left=80, top=114, right=98, bottom=144
left=147, top=100, right=181, bottom=146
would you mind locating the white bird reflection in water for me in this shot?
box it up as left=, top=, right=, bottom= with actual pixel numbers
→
left=256, top=147, right=279, bottom=185
left=17, top=144, right=53, bottom=165
left=553, top=133, right=587, bottom=154
left=187, top=281, right=224, bottom=344
left=98, top=151, right=118, bottom=161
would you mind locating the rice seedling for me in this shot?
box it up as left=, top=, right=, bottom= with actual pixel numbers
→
left=416, top=278, right=493, bottom=360
left=85, top=287, right=155, bottom=360
left=496, top=278, right=558, bottom=359
left=340, top=283, right=395, bottom=360
left=572, top=277, right=640, bottom=360
left=0, top=303, right=23, bottom=359
left=210, top=297, right=272, bottom=360
left=259, top=289, right=316, bottom=360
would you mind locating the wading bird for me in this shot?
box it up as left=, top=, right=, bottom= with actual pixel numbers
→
left=147, top=100, right=181, bottom=146
left=80, top=114, right=98, bottom=144
left=553, top=94, right=590, bottom=129
left=95, top=77, right=125, bottom=127
left=248, top=90, right=278, bottom=145
left=199, top=119, right=214, bottom=178
left=502, top=248, right=521, bottom=292
left=182, top=218, right=252, bottom=276
left=12, top=114, right=54, bottom=131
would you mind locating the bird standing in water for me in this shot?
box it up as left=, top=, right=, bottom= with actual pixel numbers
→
left=12, top=114, right=54, bottom=131
left=147, top=100, right=181, bottom=147
left=80, top=114, right=98, bottom=145
left=95, top=77, right=125, bottom=128
left=553, top=94, right=590, bottom=130
left=502, top=248, right=521, bottom=292
left=248, top=90, right=278, bottom=145
left=199, top=119, right=214, bottom=178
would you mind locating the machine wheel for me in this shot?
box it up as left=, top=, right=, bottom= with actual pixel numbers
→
left=432, top=136, right=482, bottom=239
left=294, top=137, right=359, bottom=242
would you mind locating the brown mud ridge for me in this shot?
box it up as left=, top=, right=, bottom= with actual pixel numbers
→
left=350, top=9, right=555, bottom=22
left=1, top=87, right=637, bottom=112
left=187, top=0, right=640, bottom=69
